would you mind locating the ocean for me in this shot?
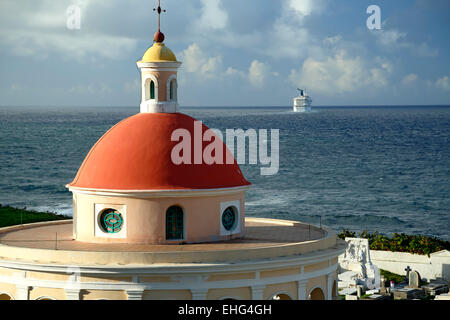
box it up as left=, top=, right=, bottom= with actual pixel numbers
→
left=0, top=105, right=449, bottom=240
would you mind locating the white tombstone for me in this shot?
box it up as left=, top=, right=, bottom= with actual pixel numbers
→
left=435, top=293, right=450, bottom=301
left=338, top=238, right=381, bottom=290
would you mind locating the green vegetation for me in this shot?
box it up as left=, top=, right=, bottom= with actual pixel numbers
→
left=380, top=269, right=405, bottom=285
left=0, top=204, right=70, bottom=228
left=337, top=229, right=450, bottom=256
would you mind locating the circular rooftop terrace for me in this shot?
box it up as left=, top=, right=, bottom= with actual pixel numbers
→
left=0, top=218, right=342, bottom=266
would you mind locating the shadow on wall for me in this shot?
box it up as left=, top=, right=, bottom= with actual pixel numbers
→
left=443, top=264, right=450, bottom=282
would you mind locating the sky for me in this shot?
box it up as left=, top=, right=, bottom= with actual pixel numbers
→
left=0, top=0, right=449, bottom=107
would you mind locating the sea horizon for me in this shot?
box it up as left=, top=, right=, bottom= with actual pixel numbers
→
left=1, top=104, right=450, bottom=109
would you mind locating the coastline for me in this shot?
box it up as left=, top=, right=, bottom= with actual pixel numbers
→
left=0, top=204, right=70, bottom=228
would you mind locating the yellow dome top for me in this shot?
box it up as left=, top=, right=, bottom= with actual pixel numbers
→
left=140, top=42, right=177, bottom=63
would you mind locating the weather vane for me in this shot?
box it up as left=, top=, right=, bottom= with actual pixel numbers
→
left=153, top=0, right=166, bottom=32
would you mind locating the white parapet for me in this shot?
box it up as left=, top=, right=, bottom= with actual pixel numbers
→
left=369, top=249, right=450, bottom=282
left=140, top=101, right=179, bottom=114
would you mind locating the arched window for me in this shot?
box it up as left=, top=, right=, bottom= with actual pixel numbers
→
left=0, top=293, right=13, bottom=300
left=169, top=79, right=177, bottom=101
left=150, top=80, right=155, bottom=100
left=309, top=288, right=325, bottom=300
left=270, top=293, right=292, bottom=300
left=36, top=296, right=56, bottom=300
left=166, top=206, right=184, bottom=240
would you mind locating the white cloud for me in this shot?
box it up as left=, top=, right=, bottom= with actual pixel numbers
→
left=289, top=50, right=392, bottom=94
left=180, top=44, right=275, bottom=89
left=435, top=76, right=450, bottom=91
left=181, top=43, right=224, bottom=78
left=375, top=30, right=408, bottom=47
left=3, top=31, right=137, bottom=62
left=288, top=0, right=326, bottom=20
left=197, top=0, right=228, bottom=30
left=0, top=0, right=137, bottom=62
left=263, top=0, right=326, bottom=60
left=373, top=29, right=439, bottom=58
left=1, top=0, right=446, bottom=107
left=323, top=35, right=342, bottom=46
left=368, top=68, right=389, bottom=88
left=180, top=0, right=326, bottom=62
left=379, top=60, right=393, bottom=73
left=265, top=23, right=319, bottom=60
left=402, top=73, right=418, bottom=85
left=414, top=42, right=439, bottom=58
left=248, top=60, right=271, bottom=88
left=225, top=67, right=246, bottom=78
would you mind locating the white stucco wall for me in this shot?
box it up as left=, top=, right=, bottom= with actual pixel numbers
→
left=368, top=250, right=450, bottom=282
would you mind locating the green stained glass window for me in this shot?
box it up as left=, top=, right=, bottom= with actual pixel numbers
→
left=150, top=81, right=155, bottom=100
left=100, top=209, right=123, bottom=234
left=166, top=206, right=184, bottom=240
left=222, top=207, right=237, bottom=231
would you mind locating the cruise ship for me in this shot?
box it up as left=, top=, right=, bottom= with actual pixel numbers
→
left=293, top=88, right=312, bottom=112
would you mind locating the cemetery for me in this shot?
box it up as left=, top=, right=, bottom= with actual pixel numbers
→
left=338, top=236, right=450, bottom=300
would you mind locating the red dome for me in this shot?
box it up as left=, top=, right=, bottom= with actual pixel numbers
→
left=68, top=113, right=251, bottom=191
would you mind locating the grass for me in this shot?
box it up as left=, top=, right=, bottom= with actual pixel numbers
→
left=0, top=204, right=70, bottom=228
left=380, top=269, right=405, bottom=285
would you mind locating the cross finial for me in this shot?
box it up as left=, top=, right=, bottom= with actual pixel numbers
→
left=153, top=0, right=166, bottom=32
